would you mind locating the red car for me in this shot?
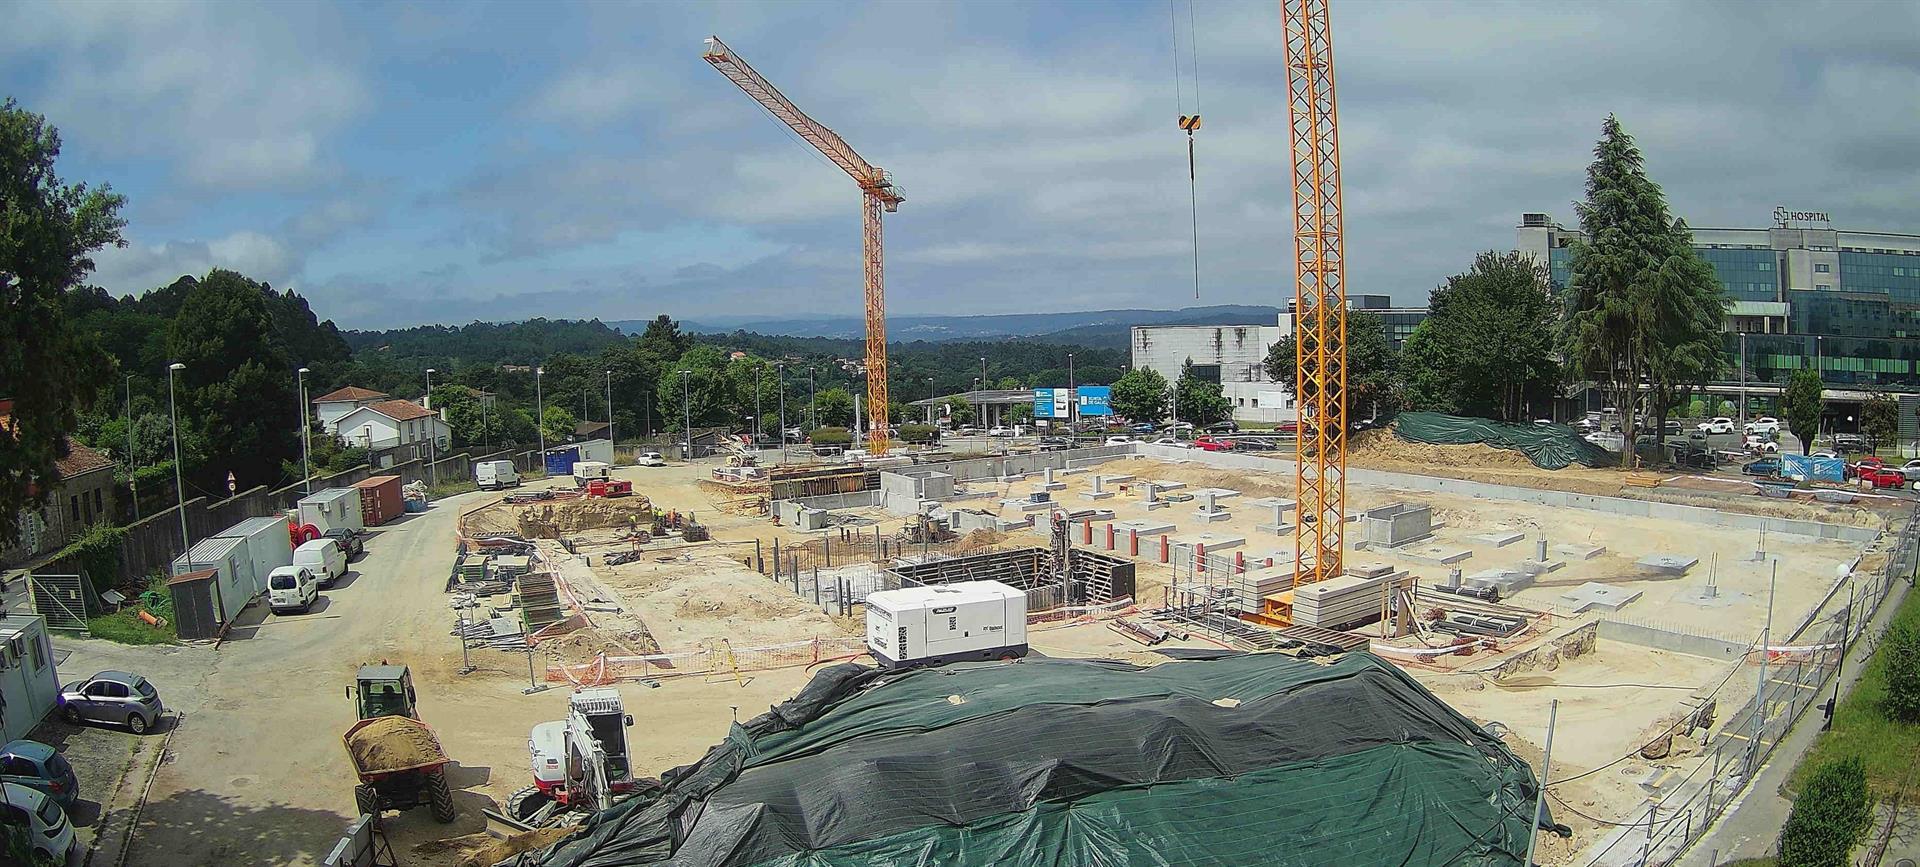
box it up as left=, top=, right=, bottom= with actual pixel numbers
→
left=1846, top=456, right=1887, bottom=481
left=1193, top=435, right=1234, bottom=452
left=1857, top=465, right=1906, bottom=489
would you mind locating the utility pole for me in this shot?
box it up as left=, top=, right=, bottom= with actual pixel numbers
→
left=535, top=366, right=546, bottom=473
left=1524, top=699, right=1559, bottom=867
left=927, top=377, right=935, bottom=424
left=1068, top=352, right=1076, bottom=432
left=1752, top=558, right=1777, bottom=772
left=125, top=374, right=140, bottom=520
left=777, top=362, right=788, bottom=460
left=681, top=370, right=693, bottom=459
left=167, top=362, right=188, bottom=555
left=297, top=367, right=312, bottom=495
left=605, top=370, right=614, bottom=446
left=808, top=368, right=817, bottom=432
left=754, top=365, right=764, bottom=447
left=425, top=368, right=438, bottom=487
left=1738, top=332, right=1748, bottom=432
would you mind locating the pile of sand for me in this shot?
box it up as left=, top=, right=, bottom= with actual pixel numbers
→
left=958, top=529, right=1007, bottom=547
left=344, top=716, right=446, bottom=774
left=411, top=827, right=578, bottom=867
left=1348, top=428, right=1538, bottom=471
left=539, top=624, right=656, bottom=661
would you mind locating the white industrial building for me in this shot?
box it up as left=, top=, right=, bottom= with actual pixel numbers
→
left=0, top=615, right=61, bottom=742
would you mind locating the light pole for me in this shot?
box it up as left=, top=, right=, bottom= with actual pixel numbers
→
left=535, top=366, right=546, bottom=473
left=1171, top=377, right=1180, bottom=439
left=927, top=377, right=935, bottom=424
left=808, top=368, right=817, bottom=432
left=167, top=362, right=188, bottom=554
left=979, top=356, right=987, bottom=429
left=1067, top=352, right=1076, bottom=432
left=297, top=367, right=312, bottom=495
left=754, top=365, right=764, bottom=447
left=424, top=368, right=439, bottom=486
left=776, top=362, right=788, bottom=459
left=125, top=374, right=140, bottom=520
left=604, top=370, right=614, bottom=446
left=680, top=370, right=693, bottom=459
left=1738, top=332, right=1748, bottom=432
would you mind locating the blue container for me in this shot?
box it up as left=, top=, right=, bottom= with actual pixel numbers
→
left=544, top=447, right=580, bottom=477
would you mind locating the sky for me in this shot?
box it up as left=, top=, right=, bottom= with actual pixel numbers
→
left=7, top=0, right=1919, bottom=330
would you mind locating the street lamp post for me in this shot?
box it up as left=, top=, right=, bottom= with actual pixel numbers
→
left=776, top=362, right=788, bottom=460
left=125, top=374, right=140, bottom=520
left=681, top=370, right=693, bottom=459
left=808, top=368, right=817, bottom=431
left=979, top=357, right=987, bottom=429
left=425, top=368, right=438, bottom=487
left=535, top=366, right=546, bottom=474
left=297, top=367, right=312, bottom=495
left=927, top=377, right=935, bottom=424
left=604, top=370, right=614, bottom=446
left=754, top=365, right=764, bottom=448
left=1067, top=352, right=1076, bottom=432
left=167, top=362, right=189, bottom=554
left=1738, top=332, right=1748, bottom=432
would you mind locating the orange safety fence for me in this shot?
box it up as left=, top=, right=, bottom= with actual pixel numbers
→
left=547, top=636, right=871, bottom=685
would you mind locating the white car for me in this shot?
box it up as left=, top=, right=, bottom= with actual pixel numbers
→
left=1696, top=417, right=1735, bottom=435
left=986, top=427, right=1015, bottom=437
left=1149, top=437, right=1191, bottom=448
left=1902, top=460, right=1920, bottom=482
left=1810, top=450, right=1839, bottom=460
left=1104, top=435, right=1133, bottom=446
left=1744, top=416, right=1780, bottom=435
left=2, top=782, right=77, bottom=864
left=636, top=451, right=666, bottom=467
left=267, top=566, right=319, bottom=614
left=1743, top=435, right=1779, bottom=453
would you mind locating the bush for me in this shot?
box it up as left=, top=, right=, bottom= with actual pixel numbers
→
left=56, top=522, right=127, bottom=593
left=898, top=424, right=937, bottom=444
left=88, top=573, right=176, bottom=645
left=1882, top=621, right=1920, bottom=722
left=809, top=426, right=853, bottom=446
left=1779, top=756, right=1873, bottom=867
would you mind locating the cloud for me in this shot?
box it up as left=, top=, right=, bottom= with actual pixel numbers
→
left=93, top=231, right=297, bottom=295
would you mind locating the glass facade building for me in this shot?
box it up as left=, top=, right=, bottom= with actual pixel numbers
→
left=1516, top=213, right=1920, bottom=390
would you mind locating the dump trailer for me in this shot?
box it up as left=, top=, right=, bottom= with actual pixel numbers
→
left=342, top=664, right=456, bottom=823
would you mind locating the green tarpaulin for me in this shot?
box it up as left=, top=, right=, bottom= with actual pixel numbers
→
left=512, top=652, right=1556, bottom=867
left=1392, top=411, right=1613, bottom=470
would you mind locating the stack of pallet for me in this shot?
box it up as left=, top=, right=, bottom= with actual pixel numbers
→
left=514, top=571, right=564, bottom=631
left=456, top=554, right=491, bottom=584
left=1290, top=564, right=1407, bottom=630
left=495, top=555, right=532, bottom=581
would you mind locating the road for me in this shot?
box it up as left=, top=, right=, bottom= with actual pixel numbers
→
left=54, top=487, right=503, bottom=866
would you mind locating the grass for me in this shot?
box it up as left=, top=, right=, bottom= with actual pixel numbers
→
left=1724, top=859, right=1777, bottom=866
left=1789, top=581, right=1920, bottom=799
left=426, top=479, right=479, bottom=499
left=87, top=573, right=177, bottom=645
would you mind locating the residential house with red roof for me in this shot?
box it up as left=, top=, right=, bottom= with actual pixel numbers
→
left=0, top=399, right=119, bottom=564
left=331, top=399, right=449, bottom=450
left=311, top=386, right=390, bottom=434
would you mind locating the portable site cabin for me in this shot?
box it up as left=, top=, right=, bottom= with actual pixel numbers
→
left=212, top=516, right=295, bottom=592
left=298, top=487, right=363, bottom=534
left=0, top=615, right=60, bottom=742
left=167, top=569, right=225, bottom=639
left=574, top=438, right=614, bottom=465
left=170, top=536, right=260, bottom=617
left=544, top=445, right=581, bottom=478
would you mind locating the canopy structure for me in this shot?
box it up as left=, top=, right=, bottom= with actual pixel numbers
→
left=511, top=651, right=1552, bottom=867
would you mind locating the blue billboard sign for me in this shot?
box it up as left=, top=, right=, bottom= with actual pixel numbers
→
left=1033, top=388, right=1059, bottom=419
left=1076, top=386, right=1112, bottom=417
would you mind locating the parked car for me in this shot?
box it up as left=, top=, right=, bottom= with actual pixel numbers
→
left=1743, top=435, right=1779, bottom=454
left=986, top=426, right=1015, bottom=438
left=295, top=537, right=347, bottom=588
left=1274, top=421, right=1300, bottom=435
left=1663, top=420, right=1683, bottom=436
left=0, top=782, right=76, bottom=864
left=956, top=426, right=982, bottom=436
left=1193, top=435, right=1234, bottom=452
left=1148, top=437, right=1190, bottom=448
left=1859, top=465, right=1906, bottom=489
left=635, top=451, right=666, bottom=467
left=1833, top=433, right=1866, bottom=453
left=1103, top=435, right=1133, bottom=446
left=1037, top=436, right=1072, bottom=451
left=1164, top=422, right=1195, bottom=433
left=1129, top=422, right=1156, bottom=435
left=59, top=671, right=164, bottom=734
left=1205, top=421, right=1239, bottom=433
left=1902, top=459, right=1920, bottom=483
left=1696, top=417, right=1735, bottom=435
left=267, top=566, right=320, bottom=614
left=1744, top=416, right=1781, bottom=436
left=1741, top=457, right=1782, bottom=477
left=1846, top=456, right=1888, bottom=480
left=1810, top=450, right=1839, bottom=460
left=0, top=740, right=78, bottom=809
left=322, top=527, right=365, bottom=560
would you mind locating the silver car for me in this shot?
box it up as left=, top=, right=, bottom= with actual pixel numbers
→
left=58, top=670, right=163, bottom=734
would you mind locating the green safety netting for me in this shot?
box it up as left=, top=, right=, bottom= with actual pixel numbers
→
left=1391, top=411, right=1613, bottom=470
left=510, top=652, right=1555, bottom=867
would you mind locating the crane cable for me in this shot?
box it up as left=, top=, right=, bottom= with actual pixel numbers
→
left=1170, top=0, right=1203, bottom=298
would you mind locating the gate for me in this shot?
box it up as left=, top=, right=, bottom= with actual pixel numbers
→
left=28, top=573, right=89, bottom=634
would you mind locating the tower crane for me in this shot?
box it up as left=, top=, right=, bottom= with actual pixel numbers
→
left=703, top=36, right=903, bottom=455
left=1259, top=0, right=1349, bottom=627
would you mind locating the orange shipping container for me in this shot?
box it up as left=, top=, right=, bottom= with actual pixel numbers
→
left=353, top=475, right=404, bottom=526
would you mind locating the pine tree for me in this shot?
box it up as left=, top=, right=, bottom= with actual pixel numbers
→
left=1564, top=115, right=1728, bottom=466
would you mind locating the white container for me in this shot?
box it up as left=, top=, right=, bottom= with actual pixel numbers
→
left=171, top=536, right=257, bottom=620
left=475, top=460, right=520, bottom=490
left=295, top=538, right=348, bottom=587
left=571, top=461, right=612, bottom=484
left=865, top=580, right=1027, bottom=668
left=212, top=515, right=294, bottom=595
left=297, top=488, right=363, bottom=534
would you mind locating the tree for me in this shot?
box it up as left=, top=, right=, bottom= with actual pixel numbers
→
left=1563, top=115, right=1728, bottom=466
left=1783, top=368, right=1823, bottom=456
left=814, top=388, right=855, bottom=428
left=540, top=406, right=577, bottom=444
left=1882, top=621, right=1920, bottom=723
left=939, top=396, right=974, bottom=426
left=1267, top=311, right=1398, bottom=420
left=0, top=98, right=126, bottom=545
left=1005, top=403, right=1033, bottom=425
left=1778, top=756, right=1872, bottom=867
left=1399, top=253, right=1560, bottom=420
left=1862, top=393, right=1899, bottom=454
left=167, top=270, right=298, bottom=492
left=1110, top=367, right=1170, bottom=424
left=1174, top=359, right=1231, bottom=427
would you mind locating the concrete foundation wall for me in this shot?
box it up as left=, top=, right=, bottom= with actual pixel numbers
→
left=1133, top=445, right=1880, bottom=542
left=1595, top=617, right=1749, bottom=661
left=785, top=490, right=883, bottom=512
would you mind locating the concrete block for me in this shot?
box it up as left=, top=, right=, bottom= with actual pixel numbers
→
left=1003, top=498, right=1053, bottom=513
left=1191, top=487, right=1242, bottom=501
left=1560, top=582, right=1643, bottom=613
left=1635, top=554, right=1699, bottom=576
left=1150, top=480, right=1187, bottom=491
left=1171, top=533, right=1246, bottom=553
left=1036, top=482, right=1066, bottom=492
left=797, top=507, right=829, bottom=531
left=1518, top=560, right=1564, bottom=575
left=1256, top=521, right=1294, bottom=535
left=1113, top=519, right=1177, bottom=537
left=1347, top=562, right=1396, bottom=579
left=1469, top=530, right=1525, bottom=548
left=1098, top=474, right=1136, bottom=485
left=1398, top=545, right=1473, bottom=566
left=1246, top=497, right=1297, bottom=513
left=1359, top=502, right=1433, bottom=548
left=1195, top=509, right=1232, bottom=523
left=1087, top=490, right=1115, bottom=500
left=1552, top=544, right=1606, bottom=561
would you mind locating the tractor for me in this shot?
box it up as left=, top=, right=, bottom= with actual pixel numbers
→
left=342, top=664, right=457, bottom=823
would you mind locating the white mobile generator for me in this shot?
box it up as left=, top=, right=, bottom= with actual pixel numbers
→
left=865, top=580, right=1028, bottom=669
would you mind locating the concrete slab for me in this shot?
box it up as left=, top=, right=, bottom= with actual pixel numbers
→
left=1672, top=588, right=1750, bottom=609
left=1561, top=582, right=1644, bottom=613
left=1465, top=569, right=1534, bottom=594
left=1145, top=500, right=1171, bottom=511
left=1002, top=498, right=1053, bottom=513
left=1087, top=490, right=1115, bottom=500
left=1195, top=509, right=1232, bottom=523
left=1036, top=482, right=1066, bottom=492
left=1256, top=521, right=1295, bottom=535
left=1113, top=519, right=1177, bottom=537
left=1172, top=532, right=1246, bottom=552
left=1635, top=554, right=1700, bottom=576
left=1399, top=546, right=1474, bottom=566
left=1097, top=474, right=1136, bottom=485
left=1246, top=497, right=1297, bottom=512
left=1191, top=487, right=1242, bottom=501
left=1150, top=480, right=1187, bottom=491
left=1551, top=544, right=1607, bottom=561
left=1470, top=530, right=1526, bottom=548
left=1518, top=559, right=1564, bottom=575
left=1347, top=562, right=1396, bottom=579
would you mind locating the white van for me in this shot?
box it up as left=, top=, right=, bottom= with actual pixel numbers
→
left=475, top=460, right=520, bottom=490
left=294, top=538, right=347, bottom=587
left=267, top=566, right=319, bottom=614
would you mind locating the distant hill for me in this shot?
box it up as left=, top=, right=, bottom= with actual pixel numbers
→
left=612, top=305, right=1281, bottom=343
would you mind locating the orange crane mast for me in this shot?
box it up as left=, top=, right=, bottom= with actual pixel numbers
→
left=703, top=36, right=903, bottom=455
left=1261, top=0, right=1349, bottom=627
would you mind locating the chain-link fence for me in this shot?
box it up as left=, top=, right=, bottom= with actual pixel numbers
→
left=1569, top=504, right=1920, bottom=867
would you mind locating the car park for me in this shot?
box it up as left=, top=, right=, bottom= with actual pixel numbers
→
left=1741, top=457, right=1782, bottom=477
left=0, top=781, right=76, bottom=864
left=1036, top=437, right=1072, bottom=451
left=0, top=740, right=79, bottom=809
left=59, top=671, right=164, bottom=734
left=322, top=527, right=365, bottom=560
left=1148, top=437, right=1189, bottom=448
left=1696, top=417, right=1735, bottom=435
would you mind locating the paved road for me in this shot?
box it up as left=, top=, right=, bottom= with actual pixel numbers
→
left=54, top=487, right=497, bottom=866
